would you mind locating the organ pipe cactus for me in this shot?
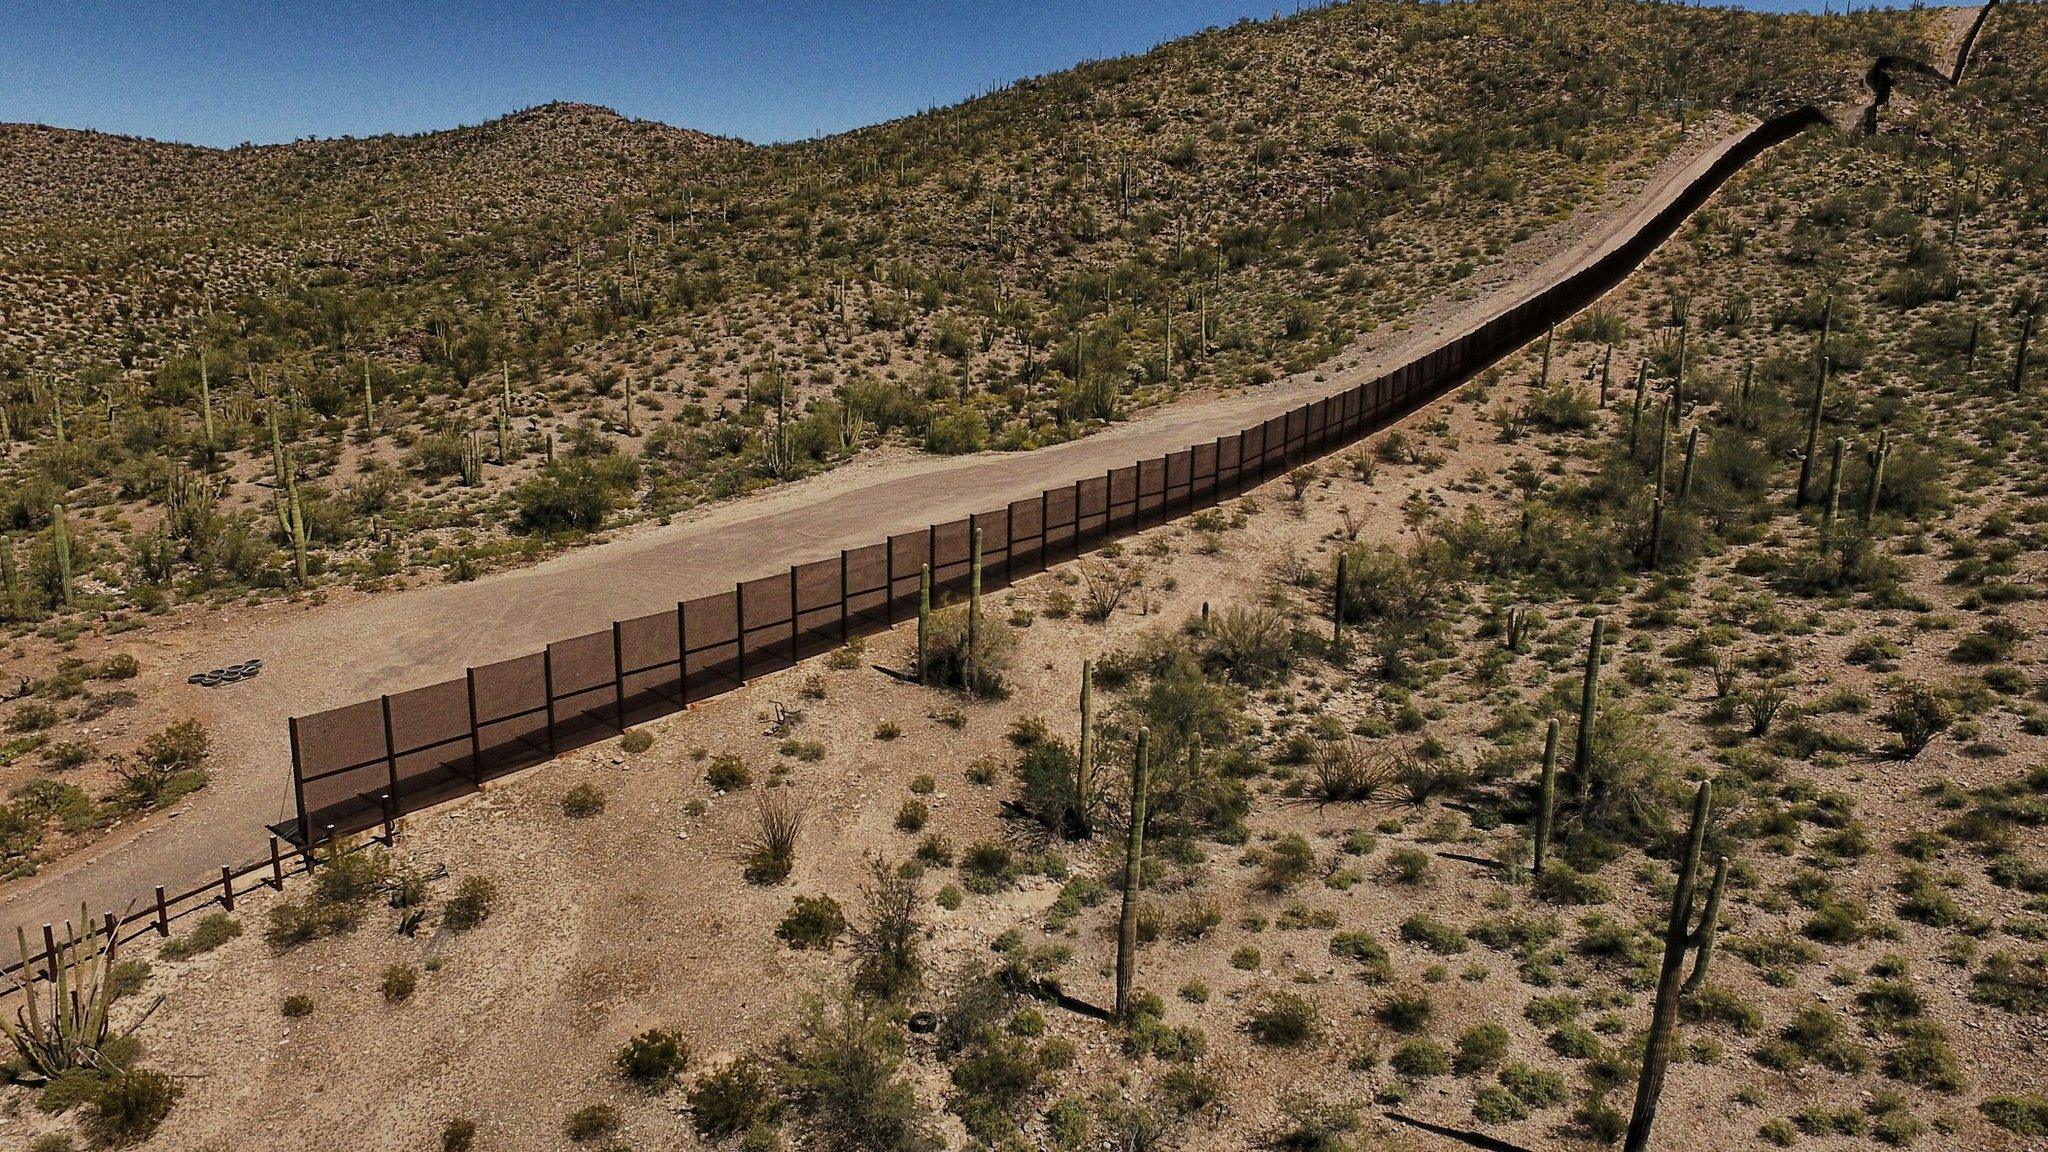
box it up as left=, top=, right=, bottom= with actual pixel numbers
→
left=2, top=907, right=160, bottom=1079
left=1115, top=727, right=1151, bottom=1020
left=1624, top=783, right=1727, bottom=1152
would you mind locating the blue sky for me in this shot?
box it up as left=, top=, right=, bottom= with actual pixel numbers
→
left=1, top=1, right=1978, bottom=148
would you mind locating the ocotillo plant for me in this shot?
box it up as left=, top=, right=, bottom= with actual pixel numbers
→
left=1533, top=719, right=1560, bottom=876
left=1115, top=727, right=1151, bottom=1020
left=1573, top=618, right=1604, bottom=803
left=916, top=564, right=932, bottom=683
left=1624, top=782, right=1727, bottom=1152
left=50, top=504, right=72, bottom=606
left=1796, top=356, right=1831, bottom=507
left=1077, top=660, right=1095, bottom=835
left=1861, top=430, right=1890, bottom=524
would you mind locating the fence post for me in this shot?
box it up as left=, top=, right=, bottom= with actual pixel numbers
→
left=884, top=537, right=896, bottom=624
left=1040, top=489, right=1051, bottom=567
left=465, top=667, right=483, bottom=784
left=41, top=925, right=56, bottom=980
left=838, top=550, right=850, bottom=640
left=735, top=580, right=749, bottom=682
left=379, top=694, right=400, bottom=811
left=102, top=911, right=118, bottom=961
left=270, top=835, right=285, bottom=889
left=676, top=602, right=690, bottom=706
left=926, top=524, right=937, bottom=589
left=1003, top=505, right=1015, bottom=584
left=788, top=564, right=800, bottom=660
left=287, top=715, right=309, bottom=847
left=220, top=865, right=235, bottom=912
left=542, top=646, right=558, bottom=753
left=611, top=622, right=627, bottom=731
left=380, top=793, right=396, bottom=845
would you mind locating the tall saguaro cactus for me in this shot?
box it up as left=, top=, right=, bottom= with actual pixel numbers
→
left=1677, top=427, right=1699, bottom=507
left=1820, top=436, right=1846, bottom=552
left=1625, top=782, right=1729, bottom=1152
left=1797, top=356, right=1831, bottom=507
left=1115, top=728, right=1152, bottom=1020
left=1533, top=718, right=1560, bottom=876
left=50, top=504, right=73, bottom=607
left=1574, top=618, right=1605, bottom=801
left=198, top=351, right=216, bottom=448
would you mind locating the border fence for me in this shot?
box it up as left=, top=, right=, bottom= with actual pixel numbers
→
left=2, top=104, right=1831, bottom=986
left=284, top=107, right=1828, bottom=848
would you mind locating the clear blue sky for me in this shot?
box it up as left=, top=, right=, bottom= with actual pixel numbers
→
left=1, top=0, right=1977, bottom=148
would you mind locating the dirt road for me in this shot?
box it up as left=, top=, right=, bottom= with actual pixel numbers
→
left=1, top=115, right=1763, bottom=937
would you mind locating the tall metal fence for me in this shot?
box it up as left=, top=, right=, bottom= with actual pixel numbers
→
left=286, top=108, right=1826, bottom=846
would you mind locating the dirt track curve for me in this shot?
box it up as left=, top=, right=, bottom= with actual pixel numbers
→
left=9, top=1, right=1993, bottom=936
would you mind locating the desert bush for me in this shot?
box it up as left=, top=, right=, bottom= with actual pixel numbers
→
left=1401, top=915, right=1468, bottom=955
left=1309, top=739, right=1399, bottom=805
left=515, top=458, right=633, bottom=536
left=1013, top=737, right=1091, bottom=838
left=1078, top=559, right=1141, bottom=622
left=1980, top=1093, right=2048, bottom=1137
left=1384, top=847, right=1431, bottom=885
left=778, top=894, right=847, bottom=950
left=1455, top=1023, right=1510, bottom=1074
left=442, top=876, right=497, bottom=931
left=1261, top=834, right=1318, bottom=890
left=561, top=782, right=607, bottom=817
left=854, top=859, right=922, bottom=1002
left=160, top=912, right=240, bottom=960
left=1882, top=680, right=1953, bottom=758
left=618, top=1027, right=691, bottom=1090
left=690, top=1058, right=781, bottom=1138
left=83, top=1068, right=180, bottom=1145
left=705, top=753, right=753, bottom=791
left=1247, top=992, right=1320, bottom=1048
left=743, top=791, right=805, bottom=884
left=380, top=964, right=418, bottom=1004
left=1202, top=605, right=1295, bottom=685
left=620, top=728, right=654, bottom=754
left=786, top=988, right=933, bottom=1152
left=564, top=1102, right=619, bottom=1142
left=894, top=799, right=928, bottom=832
left=1391, top=1038, right=1450, bottom=1077
left=440, top=1119, right=477, bottom=1152
left=920, top=604, right=1015, bottom=695
left=1330, top=931, right=1393, bottom=982
left=281, top=994, right=314, bottom=1018
left=114, top=718, right=209, bottom=806
left=1377, top=986, right=1434, bottom=1033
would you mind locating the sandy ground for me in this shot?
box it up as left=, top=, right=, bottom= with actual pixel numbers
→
left=0, top=113, right=1765, bottom=939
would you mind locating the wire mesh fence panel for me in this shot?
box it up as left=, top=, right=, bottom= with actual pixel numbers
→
left=1138, top=456, right=1168, bottom=521
left=1008, top=497, right=1045, bottom=577
left=973, top=509, right=1011, bottom=588
left=739, top=574, right=796, bottom=676
left=794, top=557, right=844, bottom=657
left=1190, top=443, right=1218, bottom=504
left=844, top=543, right=891, bottom=632
left=547, top=629, right=618, bottom=751
left=888, top=528, right=931, bottom=613
left=683, top=590, right=741, bottom=697
left=295, top=698, right=390, bottom=834
left=1044, top=484, right=1078, bottom=559
left=1106, top=466, right=1138, bottom=532
left=618, top=609, right=684, bottom=725
left=387, top=678, right=475, bottom=811
left=472, top=652, right=550, bottom=774
left=1164, top=449, right=1193, bottom=512
left=932, top=517, right=973, bottom=597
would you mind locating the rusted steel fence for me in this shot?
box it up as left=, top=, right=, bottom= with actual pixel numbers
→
left=284, top=107, right=1827, bottom=847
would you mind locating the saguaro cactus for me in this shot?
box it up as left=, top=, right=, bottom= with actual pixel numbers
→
left=50, top=504, right=72, bottom=606
left=1, top=535, right=18, bottom=611
left=198, top=351, right=216, bottom=447
left=1574, top=618, right=1604, bottom=800
left=1647, top=497, right=1666, bottom=570
left=1862, top=430, right=1890, bottom=524
left=1628, top=363, right=1650, bottom=454
left=1820, top=436, right=1846, bottom=551
left=915, top=563, right=932, bottom=683
left=1624, top=782, right=1728, bottom=1152
left=1115, top=727, right=1151, bottom=1020
left=1539, top=325, right=1554, bottom=388
left=1653, top=403, right=1671, bottom=496
left=2015, top=308, right=2036, bottom=392
left=287, top=490, right=309, bottom=587
left=1677, top=426, right=1699, bottom=507
left=1503, top=605, right=1525, bottom=652
left=1797, top=356, right=1831, bottom=507
left=1600, top=344, right=1614, bottom=406
left=1672, top=317, right=1689, bottom=416
left=1533, top=718, right=1560, bottom=876
left=363, top=361, right=375, bottom=433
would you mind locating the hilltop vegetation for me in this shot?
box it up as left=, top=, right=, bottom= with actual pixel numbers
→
left=0, top=0, right=1928, bottom=627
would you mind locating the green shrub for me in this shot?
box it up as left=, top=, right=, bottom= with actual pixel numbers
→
left=619, top=1027, right=691, bottom=1091
left=1533, top=861, right=1612, bottom=905
left=381, top=964, right=418, bottom=1004
left=1390, top=1038, right=1450, bottom=1077
left=706, top=753, right=753, bottom=791
left=620, top=728, right=654, bottom=754
left=1384, top=847, right=1431, bottom=885
left=442, top=875, right=498, bottom=931
left=106, top=959, right=151, bottom=1000
left=1247, top=993, right=1320, bottom=1048
left=561, top=783, right=606, bottom=818
left=440, top=1119, right=477, bottom=1152
left=1401, top=915, right=1468, bottom=955
left=564, top=1102, right=620, bottom=1142
left=690, top=1059, right=780, bottom=1138
left=160, top=911, right=242, bottom=960
left=281, top=994, right=314, bottom=1018
left=1454, top=1024, right=1509, bottom=1074
left=1330, top=931, right=1392, bottom=982
left=894, top=799, right=928, bottom=832
left=778, top=895, right=847, bottom=950
left=1497, top=1062, right=1567, bottom=1108
left=1262, top=834, right=1319, bottom=890
left=1377, top=987, right=1434, bottom=1033
left=1980, top=1093, right=2048, bottom=1136
left=83, top=1068, right=180, bottom=1145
